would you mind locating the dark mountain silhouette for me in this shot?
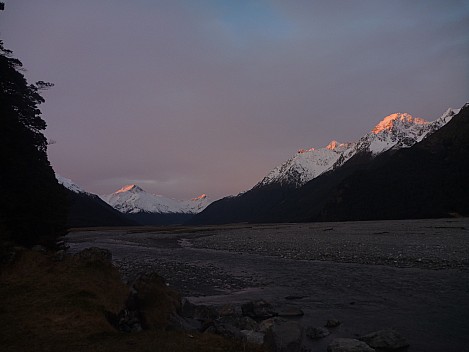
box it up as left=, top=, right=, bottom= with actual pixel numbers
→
left=189, top=151, right=373, bottom=224
left=64, top=189, right=136, bottom=228
left=190, top=104, right=469, bottom=224
left=64, top=187, right=194, bottom=227
left=316, top=103, right=469, bottom=221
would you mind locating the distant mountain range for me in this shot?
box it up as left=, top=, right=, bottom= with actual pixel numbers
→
left=56, top=176, right=211, bottom=226
left=190, top=104, right=468, bottom=224
left=57, top=103, right=468, bottom=227
left=100, top=184, right=210, bottom=214
left=258, top=109, right=457, bottom=188
left=99, top=185, right=210, bottom=225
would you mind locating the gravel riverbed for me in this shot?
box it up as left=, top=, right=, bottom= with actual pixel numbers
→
left=190, top=219, right=469, bottom=270
left=66, top=218, right=469, bottom=352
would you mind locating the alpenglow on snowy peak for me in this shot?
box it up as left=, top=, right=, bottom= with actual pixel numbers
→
left=100, top=185, right=211, bottom=215
left=259, top=108, right=459, bottom=188
left=258, top=140, right=353, bottom=187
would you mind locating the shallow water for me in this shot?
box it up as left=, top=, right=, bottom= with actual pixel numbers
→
left=67, top=218, right=469, bottom=352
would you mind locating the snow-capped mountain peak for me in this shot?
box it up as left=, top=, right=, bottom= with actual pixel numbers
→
left=352, top=112, right=432, bottom=156
left=325, top=140, right=351, bottom=151
left=258, top=140, right=354, bottom=187
left=192, top=194, right=207, bottom=201
left=326, top=140, right=339, bottom=150
left=100, top=185, right=211, bottom=214
left=259, top=108, right=457, bottom=189
left=183, top=194, right=211, bottom=213
left=371, top=113, right=428, bottom=134
left=115, top=184, right=144, bottom=194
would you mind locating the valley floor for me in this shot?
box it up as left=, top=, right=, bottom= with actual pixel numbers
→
left=67, top=218, right=469, bottom=352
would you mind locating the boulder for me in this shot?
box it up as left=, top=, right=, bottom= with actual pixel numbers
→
left=193, top=304, right=219, bottom=321
left=359, top=329, right=409, bottom=351
left=180, top=299, right=219, bottom=322
left=328, top=338, right=375, bottom=352
left=241, top=299, right=276, bottom=320
left=217, top=304, right=237, bottom=317
left=264, top=320, right=304, bottom=352
left=213, top=322, right=244, bottom=340
left=217, top=315, right=258, bottom=331
left=241, top=330, right=265, bottom=345
left=306, top=326, right=330, bottom=339
left=258, top=317, right=285, bottom=333
left=105, top=288, right=144, bottom=333
left=181, top=298, right=196, bottom=318
left=168, top=312, right=202, bottom=332
left=240, top=316, right=258, bottom=331
left=130, top=272, right=181, bottom=329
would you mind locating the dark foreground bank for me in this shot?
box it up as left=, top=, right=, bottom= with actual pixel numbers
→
left=0, top=248, right=265, bottom=352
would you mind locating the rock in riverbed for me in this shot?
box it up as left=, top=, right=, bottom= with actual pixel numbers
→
left=216, top=315, right=258, bottom=331
left=181, top=298, right=218, bottom=321
left=258, top=317, right=285, bottom=333
left=306, top=326, right=330, bottom=339
left=241, top=330, right=265, bottom=345
left=264, top=320, right=304, bottom=352
left=359, top=329, right=409, bottom=351
left=217, top=304, right=237, bottom=317
left=241, top=299, right=277, bottom=320
left=328, top=338, right=375, bottom=352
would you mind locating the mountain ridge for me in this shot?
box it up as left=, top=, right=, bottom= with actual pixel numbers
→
left=189, top=105, right=466, bottom=225
left=56, top=174, right=136, bottom=227
left=258, top=109, right=459, bottom=189
left=57, top=176, right=212, bottom=226
left=100, top=185, right=211, bottom=215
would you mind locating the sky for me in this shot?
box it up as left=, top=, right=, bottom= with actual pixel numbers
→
left=1, top=1, right=468, bottom=200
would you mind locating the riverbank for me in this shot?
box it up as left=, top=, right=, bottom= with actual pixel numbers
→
left=0, top=248, right=264, bottom=352
left=66, top=218, right=469, bottom=351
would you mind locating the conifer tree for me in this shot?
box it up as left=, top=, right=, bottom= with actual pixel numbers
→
left=0, top=31, right=68, bottom=247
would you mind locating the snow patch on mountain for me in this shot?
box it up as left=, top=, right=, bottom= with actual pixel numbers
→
left=100, top=185, right=211, bottom=214
left=181, top=194, right=210, bottom=213
left=56, top=174, right=86, bottom=194
left=260, top=108, right=458, bottom=188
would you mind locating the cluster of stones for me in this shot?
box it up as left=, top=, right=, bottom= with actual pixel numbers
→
left=73, top=248, right=409, bottom=352
left=327, top=329, right=409, bottom=352
left=170, top=298, right=409, bottom=352
left=177, top=298, right=306, bottom=350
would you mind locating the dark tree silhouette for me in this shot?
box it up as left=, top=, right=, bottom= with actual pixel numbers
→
left=0, top=38, right=68, bottom=248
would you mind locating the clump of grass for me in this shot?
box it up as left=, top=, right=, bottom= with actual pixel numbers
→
left=0, top=249, right=127, bottom=350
